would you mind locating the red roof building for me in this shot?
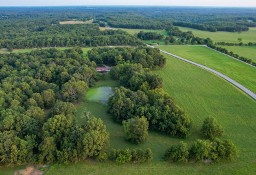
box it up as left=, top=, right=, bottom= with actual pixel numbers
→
left=96, top=67, right=111, bottom=72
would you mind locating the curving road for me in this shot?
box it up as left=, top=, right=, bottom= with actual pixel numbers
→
left=147, top=45, right=256, bottom=101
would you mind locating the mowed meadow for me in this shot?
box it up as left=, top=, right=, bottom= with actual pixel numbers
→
left=179, top=26, right=256, bottom=43
left=158, top=45, right=256, bottom=93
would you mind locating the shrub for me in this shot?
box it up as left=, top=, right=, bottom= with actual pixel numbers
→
left=164, top=142, right=189, bottom=162
left=201, top=117, right=223, bottom=140
left=115, top=149, right=132, bottom=165
left=96, top=152, right=108, bottom=162
left=110, top=148, right=153, bottom=164
left=123, top=116, right=149, bottom=144
left=189, top=139, right=211, bottom=161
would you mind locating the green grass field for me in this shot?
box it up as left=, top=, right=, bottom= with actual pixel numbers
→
left=42, top=54, right=256, bottom=174
left=115, top=28, right=168, bottom=36
left=158, top=45, right=256, bottom=94
left=179, top=27, right=256, bottom=43
left=99, top=27, right=168, bottom=37
left=222, top=46, right=256, bottom=62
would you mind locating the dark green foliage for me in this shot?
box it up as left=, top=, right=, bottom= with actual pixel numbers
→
left=189, top=139, right=212, bottom=161
left=201, top=117, right=224, bottom=140
left=51, top=101, right=76, bottom=116
left=123, top=116, right=149, bottom=144
left=0, top=23, right=142, bottom=49
left=164, top=142, right=189, bottom=162
left=165, top=26, right=213, bottom=45
left=0, top=48, right=110, bottom=165
left=88, top=47, right=166, bottom=69
left=173, top=21, right=249, bottom=32
left=110, top=148, right=153, bottom=164
left=189, top=139, right=238, bottom=162
left=96, top=152, right=108, bottom=162
left=137, top=31, right=164, bottom=40
left=110, top=64, right=163, bottom=91
left=108, top=87, right=191, bottom=138
left=61, top=80, right=88, bottom=102
left=39, top=114, right=109, bottom=164
left=0, top=131, right=34, bottom=165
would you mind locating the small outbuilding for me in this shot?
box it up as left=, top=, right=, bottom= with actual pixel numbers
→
left=96, top=66, right=111, bottom=72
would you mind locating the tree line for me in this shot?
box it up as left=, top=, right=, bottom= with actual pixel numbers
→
left=173, top=21, right=249, bottom=32
left=207, top=44, right=256, bottom=66
left=164, top=117, right=237, bottom=163
left=88, top=47, right=166, bottom=69
left=0, top=23, right=142, bottom=50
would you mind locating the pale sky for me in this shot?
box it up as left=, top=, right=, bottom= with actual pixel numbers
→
left=0, top=0, right=256, bottom=7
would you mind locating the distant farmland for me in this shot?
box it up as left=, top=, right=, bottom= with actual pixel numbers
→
left=179, top=27, right=256, bottom=43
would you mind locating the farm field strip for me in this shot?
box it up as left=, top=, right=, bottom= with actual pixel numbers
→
left=154, top=46, right=256, bottom=100
left=205, top=46, right=256, bottom=68
left=222, top=46, right=256, bottom=62
left=157, top=45, right=256, bottom=94
left=179, top=26, right=256, bottom=43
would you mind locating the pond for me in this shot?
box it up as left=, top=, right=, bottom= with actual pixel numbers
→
left=86, top=86, right=114, bottom=104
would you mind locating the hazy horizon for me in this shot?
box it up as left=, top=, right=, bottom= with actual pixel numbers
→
left=1, top=0, right=256, bottom=7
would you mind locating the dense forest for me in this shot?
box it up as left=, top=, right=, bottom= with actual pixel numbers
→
left=0, top=48, right=111, bottom=164
left=87, top=47, right=166, bottom=68
left=0, top=23, right=142, bottom=50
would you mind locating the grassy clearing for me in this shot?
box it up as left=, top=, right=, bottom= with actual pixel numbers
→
left=59, top=20, right=93, bottom=25
left=179, top=27, right=256, bottom=43
left=222, top=46, right=256, bottom=62
left=86, top=87, right=113, bottom=104
left=44, top=54, right=256, bottom=175
left=99, top=27, right=168, bottom=36
left=158, top=45, right=256, bottom=93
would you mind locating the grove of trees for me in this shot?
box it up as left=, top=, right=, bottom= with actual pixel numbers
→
left=88, top=47, right=166, bottom=68
left=0, top=48, right=109, bottom=165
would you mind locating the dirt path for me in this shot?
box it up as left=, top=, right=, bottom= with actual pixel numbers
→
left=147, top=45, right=256, bottom=101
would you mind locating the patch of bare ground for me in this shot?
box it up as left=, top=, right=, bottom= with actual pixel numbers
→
left=14, top=165, right=46, bottom=175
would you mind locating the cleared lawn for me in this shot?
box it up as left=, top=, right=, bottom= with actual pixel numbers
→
left=100, top=27, right=168, bottom=36
left=59, top=20, right=93, bottom=25
left=222, top=46, right=256, bottom=62
left=44, top=56, right=256, bottom=174
left=179, top=27, right=256, bottom=43
left=158, top=45, right=256, bottom=94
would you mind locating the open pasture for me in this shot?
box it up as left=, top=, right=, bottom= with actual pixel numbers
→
left=158, top=45, right=256, bottom=94
left=222, top=46, right=256, bottom=62
left=179, top=27, right=256, bottom=44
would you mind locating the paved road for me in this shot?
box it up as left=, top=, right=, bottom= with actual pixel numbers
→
left=147, top=45, right=256, bottom=101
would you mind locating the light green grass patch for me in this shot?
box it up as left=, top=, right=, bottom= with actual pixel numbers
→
left=101, top=27, right=168, bottom=36
left=86, top=87, right=114, bottom=104
left=59, top=20, right=93, bottom=25
left=158, top=45, right=256, bottom=93
left=222, top=46, right=256, bottom=62
left=179, top=27, right=256, bottom=44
